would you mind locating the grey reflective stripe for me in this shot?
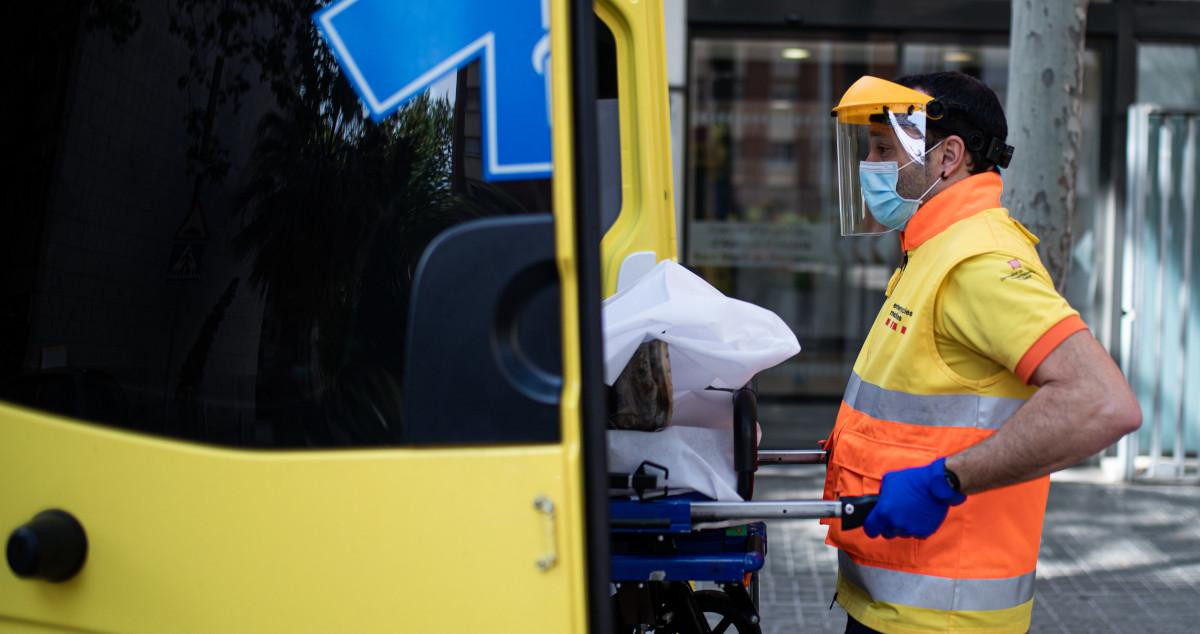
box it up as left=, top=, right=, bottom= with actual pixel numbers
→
left=839, top=551, right=1036, bottom=612
left=843, top=373, right=1025, bottom=430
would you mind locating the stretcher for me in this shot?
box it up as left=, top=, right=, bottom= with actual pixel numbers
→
left=608, top=387, right=877, bottom=633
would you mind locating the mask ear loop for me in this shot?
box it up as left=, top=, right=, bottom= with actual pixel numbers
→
left=911, top=141, right=948, bottom=203
left=915, top=170, right=943, bottom=203
left=898, top=138, right=945, bottom=171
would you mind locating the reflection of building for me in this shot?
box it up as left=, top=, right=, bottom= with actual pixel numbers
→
left=666, top=1, right=1200, bottom=471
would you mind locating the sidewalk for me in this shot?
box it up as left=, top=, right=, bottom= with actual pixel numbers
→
left=753, top=465, right=1200, bottom=633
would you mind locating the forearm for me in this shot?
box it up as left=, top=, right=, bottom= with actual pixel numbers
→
left=944, top=333, right=1141, bottom=494
left=944, top=386, right=1105, bottom=493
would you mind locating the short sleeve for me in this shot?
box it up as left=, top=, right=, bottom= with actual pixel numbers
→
left=936, top=253, right=1088, bottom=383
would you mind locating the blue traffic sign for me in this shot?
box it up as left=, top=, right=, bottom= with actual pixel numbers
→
left=314, top=0, right=552, bottom=181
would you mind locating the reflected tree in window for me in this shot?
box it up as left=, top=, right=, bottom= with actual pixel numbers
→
left=242, top=7, right=479, bottom=445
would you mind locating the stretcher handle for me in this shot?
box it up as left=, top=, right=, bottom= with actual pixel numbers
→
left=690, top=500, right=841, bottom=522
left=838, top=495, right=879, bottom=531
left=732, top=387, right=757, bottom=499
left=688, top=495, right=880, bottom=530
left=757, top=449, right=827, bottom=465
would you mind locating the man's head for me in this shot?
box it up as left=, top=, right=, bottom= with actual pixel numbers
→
left=831, top=73, right=1013, bottom=235
left=888, top=71, right=1010, bottom=199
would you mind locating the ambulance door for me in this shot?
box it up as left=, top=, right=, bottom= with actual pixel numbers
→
left=0, top=1, right=608, bottom=632
left=595, top=0, right=680, bottom=288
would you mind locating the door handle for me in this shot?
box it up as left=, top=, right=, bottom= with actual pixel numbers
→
left=533, top=495, right=557, bottom=571
left=7, top=509, right=88, bottom=582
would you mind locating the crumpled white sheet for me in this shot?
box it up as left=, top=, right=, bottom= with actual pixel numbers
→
left=603, top=261, right=800, bottom=393
left=604, top=260, right=801, bottom=501
left=608, top=425, right=740, bottom=501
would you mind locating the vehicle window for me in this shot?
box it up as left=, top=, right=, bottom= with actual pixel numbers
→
left=597, top=18, right=622, bottom=235
left=0, top=2, right=624, bottom=448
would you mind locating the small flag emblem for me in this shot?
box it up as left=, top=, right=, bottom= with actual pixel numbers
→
left=1008, top=258, right=1022, bottom=269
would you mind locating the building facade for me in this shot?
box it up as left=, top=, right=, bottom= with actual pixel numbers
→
left=668, top=0, right=1200, bottom=476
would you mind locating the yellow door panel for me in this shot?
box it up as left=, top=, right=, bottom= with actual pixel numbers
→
left=548, top=2, right=592, bottom=632
left=2, top=0, right=632, bottom=631
left=597, top=0, right=679, bottom=294
left=0, top=403, right=571, bottom=633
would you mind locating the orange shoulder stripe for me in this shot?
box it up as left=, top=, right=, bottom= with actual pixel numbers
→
left=1015, top=314, right=1089, bottom=383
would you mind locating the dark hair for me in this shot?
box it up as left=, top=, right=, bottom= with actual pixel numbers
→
left=894, top=71, right=1008, bottom=175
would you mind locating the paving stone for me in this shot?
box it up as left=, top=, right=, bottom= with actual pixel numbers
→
left=751, top=465, right=1200, bottom=632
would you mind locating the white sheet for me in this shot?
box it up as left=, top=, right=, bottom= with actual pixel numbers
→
left=608, top=425, right=741, bottom=501
left=603, top=260, right=800, bottom=500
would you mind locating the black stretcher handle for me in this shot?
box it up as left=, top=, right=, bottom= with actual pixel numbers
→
left=839, top=495, right=879, bottom=531
left=732, top=387, right=757, bottom=500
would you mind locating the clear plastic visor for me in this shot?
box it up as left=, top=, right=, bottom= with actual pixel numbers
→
left=835, top=110, right=929, bottom=236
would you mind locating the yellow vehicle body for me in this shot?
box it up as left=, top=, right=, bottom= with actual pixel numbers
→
left=595, top=0, right=679, bottom=295
left=0, top=404, right=578, bottom=632
left=0, top=0, right=675, bottom=632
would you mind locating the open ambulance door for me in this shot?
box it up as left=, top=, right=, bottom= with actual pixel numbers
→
left=0, top=0, right=659, bottom=631
left=594, top=0, right=680, bottom=291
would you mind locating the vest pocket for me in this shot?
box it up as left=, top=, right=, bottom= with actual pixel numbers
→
left=828, top=428, right=938, bottom=568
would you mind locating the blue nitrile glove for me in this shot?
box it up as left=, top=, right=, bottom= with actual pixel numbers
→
left=863, top=457, right=966, bottom=539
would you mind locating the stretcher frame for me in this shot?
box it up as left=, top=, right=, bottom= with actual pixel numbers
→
left=607, top=386, right=876, bottom=633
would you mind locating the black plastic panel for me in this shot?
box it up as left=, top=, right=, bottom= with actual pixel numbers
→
left=402, top=214, right=562, bottom=445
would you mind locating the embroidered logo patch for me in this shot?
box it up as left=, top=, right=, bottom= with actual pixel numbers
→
left=1002, top=259, right=1033, bottom=282
left=886, top=303, right=913, bottom=335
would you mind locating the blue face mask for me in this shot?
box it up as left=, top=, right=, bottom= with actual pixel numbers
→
left=858, top=142, right=944, bottom=231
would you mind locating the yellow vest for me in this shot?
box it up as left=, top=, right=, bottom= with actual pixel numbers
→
left=823, top=174, right=1062, bottom=634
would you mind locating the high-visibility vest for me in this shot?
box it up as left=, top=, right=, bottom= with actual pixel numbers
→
left=823, top=181, right=1059, bottom=633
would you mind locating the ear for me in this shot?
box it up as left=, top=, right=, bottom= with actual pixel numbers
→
left=938, top=135, right=973, bottom=177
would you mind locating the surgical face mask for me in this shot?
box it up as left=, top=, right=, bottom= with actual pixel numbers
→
left=858, top=140, right=944, bottom=231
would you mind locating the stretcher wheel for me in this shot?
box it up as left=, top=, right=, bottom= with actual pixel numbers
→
left=690, top=590, right=762, bottom=634
left=612, top=581, right=762, bottom=634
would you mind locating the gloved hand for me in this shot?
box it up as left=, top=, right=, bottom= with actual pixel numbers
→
left=863, top=457, right=966, bottom=539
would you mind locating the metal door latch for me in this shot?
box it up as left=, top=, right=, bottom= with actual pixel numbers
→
left=534, top=495, right=558, bottom=571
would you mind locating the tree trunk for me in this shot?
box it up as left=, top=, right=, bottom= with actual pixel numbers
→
left=1002, top=0, right=1089, bottom=292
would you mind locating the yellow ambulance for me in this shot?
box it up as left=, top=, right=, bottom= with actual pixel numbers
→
left=1, top=0, right=677, bottom=631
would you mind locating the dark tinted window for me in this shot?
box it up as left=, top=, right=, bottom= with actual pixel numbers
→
left=1, top=1, right=598, bottom=448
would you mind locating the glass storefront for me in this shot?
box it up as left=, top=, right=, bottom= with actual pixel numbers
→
left=687, top=39, right=900, bottom=398
left=1138, top=43, right=1200, bottom=106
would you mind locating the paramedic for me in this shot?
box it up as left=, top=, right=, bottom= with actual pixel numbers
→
left=823, top=71, right=1141, bottom=634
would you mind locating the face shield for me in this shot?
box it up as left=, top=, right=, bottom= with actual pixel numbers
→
left=831, top=76, right=936, bottom=236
